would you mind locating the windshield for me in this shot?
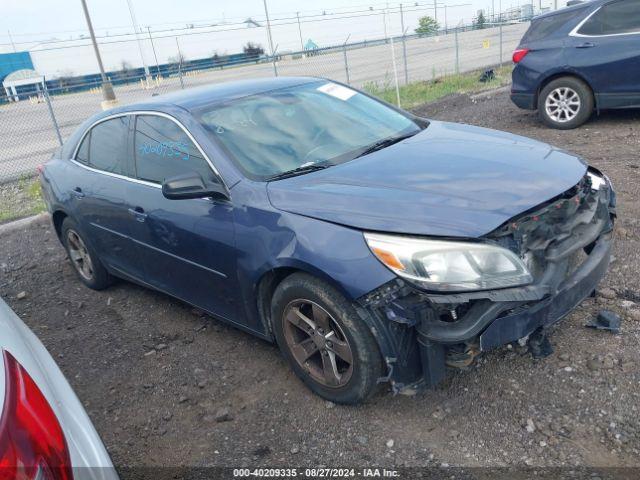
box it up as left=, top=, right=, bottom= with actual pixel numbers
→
left=195, top=81, right=423, bottom=180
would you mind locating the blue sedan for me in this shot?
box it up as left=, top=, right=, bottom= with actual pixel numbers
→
left=40, top=77, right=615, bottom=403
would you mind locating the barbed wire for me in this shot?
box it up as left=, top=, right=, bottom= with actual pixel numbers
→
left=0, top=2, right=475, bottom=49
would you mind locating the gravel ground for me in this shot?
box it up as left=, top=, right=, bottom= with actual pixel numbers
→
left=1, top=89, right=639, bottom=475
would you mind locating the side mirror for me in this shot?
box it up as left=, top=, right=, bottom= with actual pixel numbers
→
left=161, top=172, right=228, bottom=201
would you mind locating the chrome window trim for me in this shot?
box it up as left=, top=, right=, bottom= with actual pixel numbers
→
left=70, top=158, right=162, bottom=189
left=71, top=110, right=228, bottom=191
left=569, top=4, right=640, bottom=37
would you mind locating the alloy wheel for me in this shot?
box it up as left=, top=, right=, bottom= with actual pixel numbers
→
left=66, top=230, right=94, bottom=281
left=545, top=87, right=581, bottom=123
left=282, top=299, right=354, bottom=388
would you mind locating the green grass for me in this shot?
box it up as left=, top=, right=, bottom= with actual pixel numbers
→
left=363, top=65, right=513, bottom=109
left=0, top=176, right=47, bottom=224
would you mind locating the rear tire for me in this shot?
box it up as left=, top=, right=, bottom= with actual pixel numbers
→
left=271, top=273, right=384, bottom=404
left=61, top=217, right=113, bottom=290
left=538, top=77, right=594, bottom=130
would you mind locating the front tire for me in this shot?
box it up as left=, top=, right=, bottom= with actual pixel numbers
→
left=538, top=77, right=594, bottom=129
left=61, top=217, right=113, bottom=290
left=271, top=273, right=384, bottom=404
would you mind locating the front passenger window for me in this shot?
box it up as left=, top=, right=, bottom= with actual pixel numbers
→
left=134, top=115, right=215, bottom=184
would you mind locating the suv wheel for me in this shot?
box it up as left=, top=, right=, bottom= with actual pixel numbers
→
left=61, top=217, right=113, bottom=290
left=538, top=77, right=594, bottom=129
left=271, top=273, right=384, bottom=404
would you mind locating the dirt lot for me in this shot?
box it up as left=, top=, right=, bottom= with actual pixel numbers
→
left=1, top=89, right=640, bottom=475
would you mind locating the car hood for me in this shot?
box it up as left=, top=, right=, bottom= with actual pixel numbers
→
left=267, top=121, right=587, bottom=237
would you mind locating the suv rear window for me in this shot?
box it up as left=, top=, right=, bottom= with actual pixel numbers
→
left=521, top=10, right=583, bottom=43
left=577, top=0, right=640, bottom=35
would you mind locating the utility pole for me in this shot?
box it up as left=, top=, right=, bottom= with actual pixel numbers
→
left=147, top=26, right=160, bottom=76
left=296, top=11, right=304, bottom=52
left=383, top=7, right=388, bottom=40
left=492, top=0, right=495, bottom=23
left=399, top=3, right=409, bottom=84
left=79, top=0, right=116, bottom=109
left=125, top=0, right=150, bottom=79
left=175, top=37, right=184, bottom=89
left=434, top=0, right=438, bottom=24
left=383, top=6, right=401, bottom=107
left=262, top=0, right=278, bottom=76
left=444, top=5, right=448, bottom=33
left=7, top=30, right=16, bottom=52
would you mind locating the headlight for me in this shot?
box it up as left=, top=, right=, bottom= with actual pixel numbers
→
left=364, top=232, right=533, bottom=292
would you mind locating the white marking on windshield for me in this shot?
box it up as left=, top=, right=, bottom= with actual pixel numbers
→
left=317, top=82, right=357, bottom=101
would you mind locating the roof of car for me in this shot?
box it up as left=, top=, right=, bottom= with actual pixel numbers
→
left=535, top=0, right=605, bottom=19
left=117, top=76, right=322, bottom=112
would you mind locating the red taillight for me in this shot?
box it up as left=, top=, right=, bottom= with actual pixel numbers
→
left=0, top=350, right=73, bottom=480
left=512, top=48, right=530, bottom=63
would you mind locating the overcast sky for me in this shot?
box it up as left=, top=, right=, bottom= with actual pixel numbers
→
left=0, top=0, right=564, bottom=77
left=1, top=0, right=555, bottom=45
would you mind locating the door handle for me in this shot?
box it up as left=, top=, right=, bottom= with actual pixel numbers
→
left=70, top=187, right=85, bottom=199
left=128, top=207, right=148, bottom=222
left=576, top=42, right=595, bottom=48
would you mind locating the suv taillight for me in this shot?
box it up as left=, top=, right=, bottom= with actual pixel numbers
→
left=0, top=350, right=73, bottom=480
left=512, top=48, right=530, bottom=63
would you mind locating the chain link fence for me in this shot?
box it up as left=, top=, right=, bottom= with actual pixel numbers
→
left=0, top=22, right=528, bottom=184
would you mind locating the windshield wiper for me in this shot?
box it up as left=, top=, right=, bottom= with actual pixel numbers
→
left=266, top=163, right=330, bottom=181
left=354, top=132, right=419, bottom=159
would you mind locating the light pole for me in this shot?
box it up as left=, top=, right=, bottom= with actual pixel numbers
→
left=262, top=0, right=278, bottom=76
left=296, top=11, right=304, bottom=52
left=147, top=26, right=160, bottom=76
left=7, top=30, right=16, bottom=52
left=399, top=3, right=409, bottom=84
left=125, top=0, right=150, bottom=79
left=79, top=0, right=117, bottom=109
left=444, top=5, right=448, bottom=33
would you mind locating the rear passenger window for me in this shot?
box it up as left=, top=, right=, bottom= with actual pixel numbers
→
left=578, top=0, right=640, bottom=35
left=86, top=116, right=130, bottom=175
left=521, top=10, right=581, bottom=43
left=134, top=115, right=214, bottom=184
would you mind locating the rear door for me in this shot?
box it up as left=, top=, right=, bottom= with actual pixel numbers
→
left=125, top=113, right=239, bottom=322
left=568, top=0, right=640, bottom=107
left=69, top=115, right=143, bottom=278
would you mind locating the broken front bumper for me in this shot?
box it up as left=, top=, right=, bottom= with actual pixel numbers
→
left=414, top=231, right=612, bottom=389
left=479, top=233, right=611, bottom=351
left=358, top=170, right=616, bottom=393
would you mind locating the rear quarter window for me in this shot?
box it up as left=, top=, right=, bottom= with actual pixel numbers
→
left=521, top=9, right=585, bottom=43
left=75, top=133, right=90, bottom=165
left=577, top=0, right=640, bottom=35
left=77, top=116, right=130, bottom=175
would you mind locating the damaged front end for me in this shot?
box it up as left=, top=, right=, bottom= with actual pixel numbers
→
left=357, top=168, right=616, bottom=394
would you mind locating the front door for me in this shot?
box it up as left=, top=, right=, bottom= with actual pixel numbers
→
left=568, top=0, right=640, bottom=107
left=125, top=113, right=239, bottom=323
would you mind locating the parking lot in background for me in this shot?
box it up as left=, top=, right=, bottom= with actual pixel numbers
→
left=0, top=24, right=527, bottom=182
left=1, top=88, right=639, bottom=472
